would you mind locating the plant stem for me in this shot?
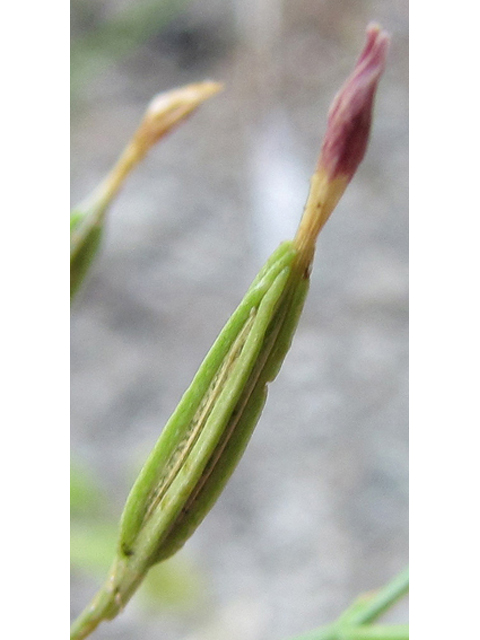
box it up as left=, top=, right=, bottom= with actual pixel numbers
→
left=286, top=568, right=409, bottom=640
left=338, top=625, right=408, bottom=640
left=339, top=568, right=409, bottom=627
left=70, top=561, right=119, bottom=640
left=70, top=556, right=143, bottom=640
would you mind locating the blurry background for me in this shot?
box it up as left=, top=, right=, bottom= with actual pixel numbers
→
left=71, top=1, right=408, bottom=638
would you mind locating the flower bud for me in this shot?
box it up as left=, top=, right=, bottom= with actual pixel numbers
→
left=70, top=82, right=222, bottom=300
left=318, top=24, right=390, bottom=182
left=294, top=24, right=389, bottom=268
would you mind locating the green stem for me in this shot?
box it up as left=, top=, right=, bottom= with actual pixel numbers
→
left=70, top=556, right=141, bottom=640
left=338, top=625, right=408, bottom=640
left=286, top=568, right=409, bottom=640
left=340, top=568, right=409, bottom=627
left=70, top=576, right=116, bottom=640
left=70, top=560, right=120, bottom=640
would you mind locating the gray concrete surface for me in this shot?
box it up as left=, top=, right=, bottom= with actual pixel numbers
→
left=71, top=1, right=408, bottom=638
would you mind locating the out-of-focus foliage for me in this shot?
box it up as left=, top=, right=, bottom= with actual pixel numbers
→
left=71, top=460, right=205, bottom=611
left=71, top=460, right=108, bottom=518
left=70, top=521, right=117, bottom=575
left=70, top=461, right=117, bottom=575
left=71, top=0, right=191, bottom=95
left=139, top=557, right=205, bottom=612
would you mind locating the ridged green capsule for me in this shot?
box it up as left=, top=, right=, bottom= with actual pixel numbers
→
left=70, top=243, right=309, bottom=638
left=119, top=242, right=308, bottom=566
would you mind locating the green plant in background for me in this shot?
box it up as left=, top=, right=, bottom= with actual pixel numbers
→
left=70, top=80, right=221, bottom=617
left=287, top=568, right=409, bottom=640
left=71, top=24, right=408, bottom=640
left=71, top=462, right=203, bottom=614
left=71, top=0, right=192, bottom=97
left=70, top=80, right=221, bottom=300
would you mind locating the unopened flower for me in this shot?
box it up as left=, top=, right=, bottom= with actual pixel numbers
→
left=318, top=23, right=390, bottom=182
left=70, top=82, right=222, bottom=300
left=294, top=24, right=389, bottom=269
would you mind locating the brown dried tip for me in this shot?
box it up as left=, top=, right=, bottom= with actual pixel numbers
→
left=79, top=81, right=222, bottom=219
left=135, top=81, right=223, bottom=151
left=318, top=24, right=390, bottom=182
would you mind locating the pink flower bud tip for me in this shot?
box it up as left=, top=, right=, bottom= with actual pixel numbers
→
left=318, top=24, right=390, bottom=182
left=293, top=25, right=390, bottom=268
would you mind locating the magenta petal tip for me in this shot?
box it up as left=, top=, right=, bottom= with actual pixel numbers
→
left=317, top=25, right=390, bottom=181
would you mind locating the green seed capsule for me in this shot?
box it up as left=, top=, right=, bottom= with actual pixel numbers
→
left=80, top=242, right=311, bottom=622
left=118, top=241, right=303, bottom=565
left=151, top=275, right=310, bottom=564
